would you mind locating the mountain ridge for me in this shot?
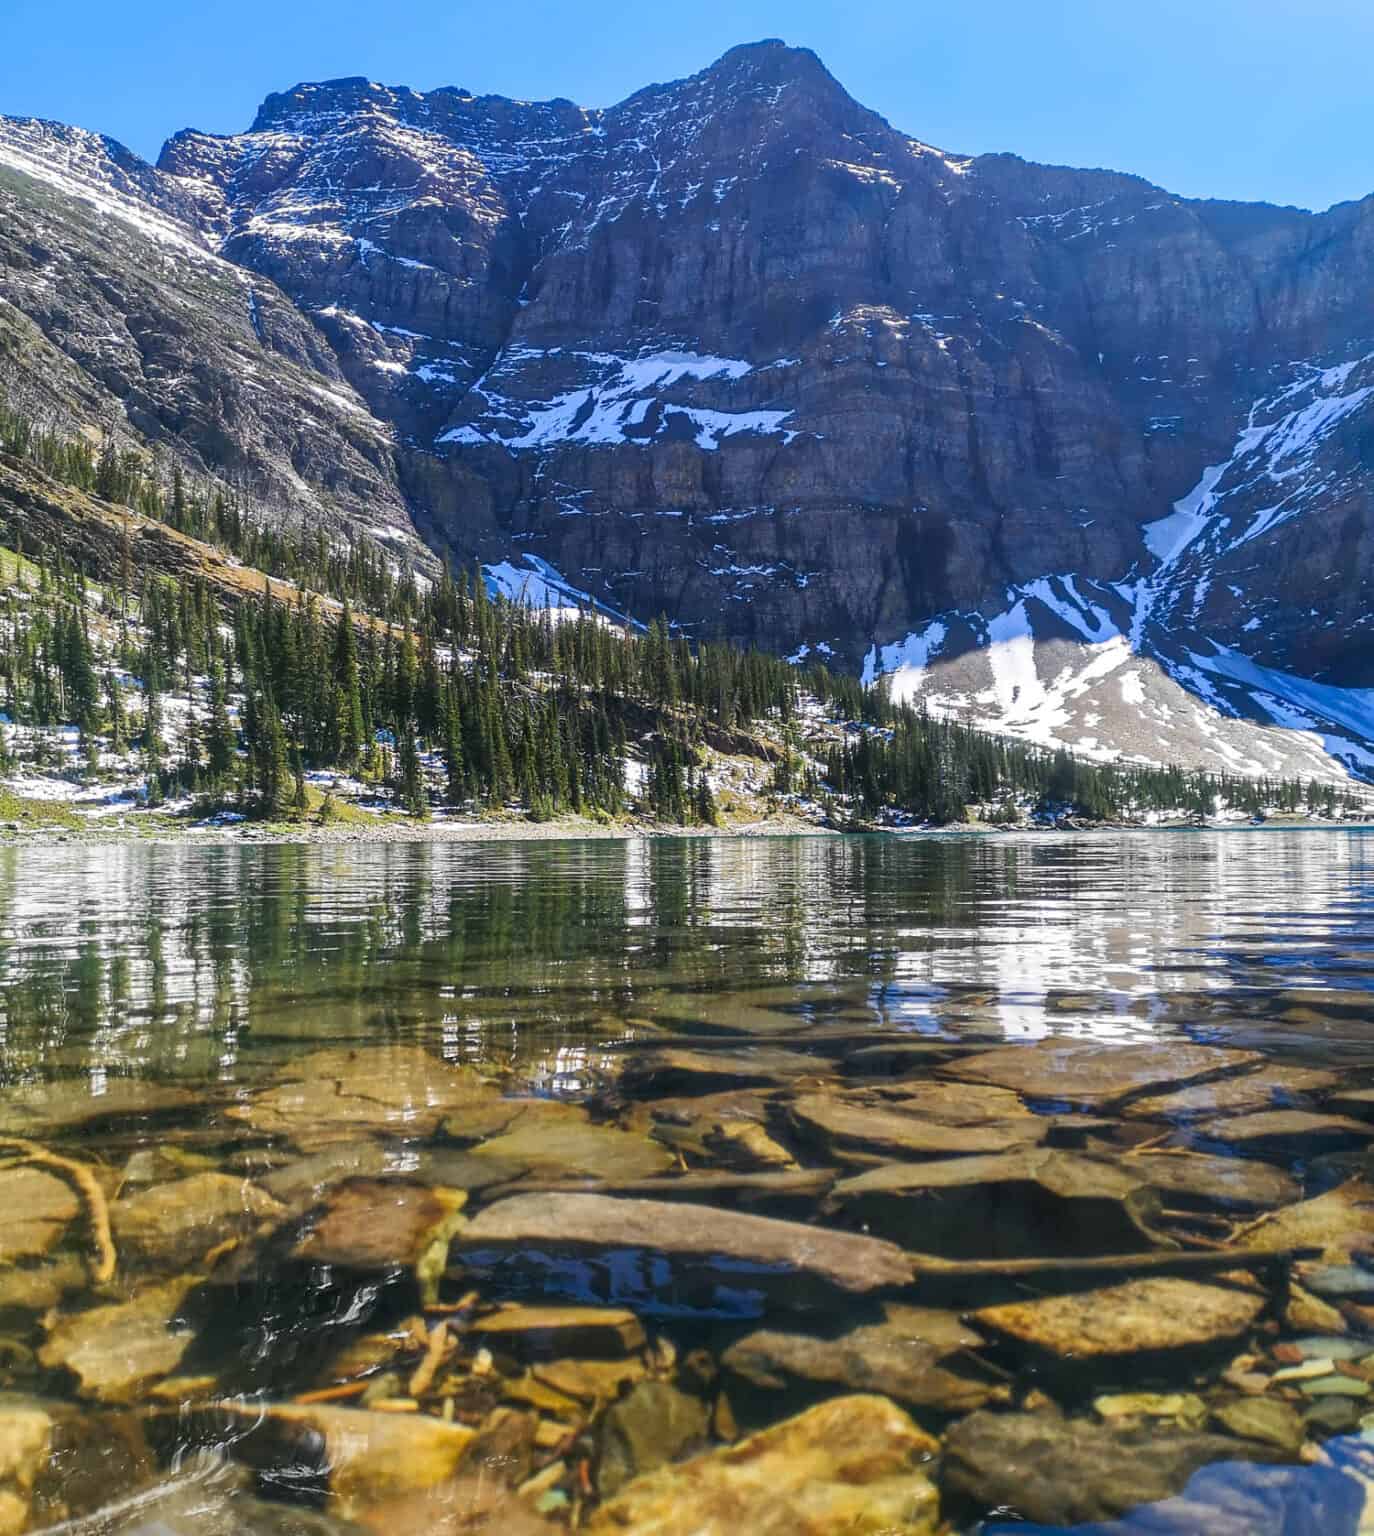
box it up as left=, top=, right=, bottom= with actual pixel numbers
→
left=1, top=40, right=1372, bottom=778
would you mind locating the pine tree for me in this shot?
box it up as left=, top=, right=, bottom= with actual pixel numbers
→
left=399, top=724, right=427, bottom=818
left=254, top=694, right=292, bottom=819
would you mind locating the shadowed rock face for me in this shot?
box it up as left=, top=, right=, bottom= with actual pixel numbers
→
left=3, top=41, right=1373, bottom=767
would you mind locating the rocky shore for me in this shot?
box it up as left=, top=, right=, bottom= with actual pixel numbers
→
left=1, top=1033, right=1373, bottom=1531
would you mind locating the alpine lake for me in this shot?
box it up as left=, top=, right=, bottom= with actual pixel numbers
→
left=1, top=829, right=1374, bottom=1534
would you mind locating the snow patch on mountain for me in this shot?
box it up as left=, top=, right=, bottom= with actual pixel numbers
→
left=864, top=572, right=1374, bottom=783
left=0, top=117, right=218, bottom=265
left=440, top=348, right=793, bottom=451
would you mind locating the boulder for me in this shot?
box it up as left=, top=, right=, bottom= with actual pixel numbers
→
left=39, top=1276, right=199, bottom=1402
left=940, top=1040, right=1261, bottom=1110
left=111, top=1172, right=285, bottom=1269
left=974, top=1277, right=1267, bottom=1361
left=452, top=1193, right=916, bottom=1315
left=584, top=1394, right=941, bottom=1535
left=824, top=1149, right=1164, bottom=1258
left=945, top=1411, right=1283, bottom=1527
left=722, top=1303, right=1004, bottom=1413
left=596, top=1380, right=711, bottom=1496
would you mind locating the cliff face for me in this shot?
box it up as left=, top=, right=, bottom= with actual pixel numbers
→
left=2, top=41, right=1372, bottom=770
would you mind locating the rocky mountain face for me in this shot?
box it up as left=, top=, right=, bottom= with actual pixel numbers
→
left=1, top=40, right=1371, bottom=775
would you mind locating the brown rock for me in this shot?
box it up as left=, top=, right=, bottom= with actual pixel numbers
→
left=940, top=1040, right=1261, bottom=1110
left=453, top=1193, right=916, bottom=1312
left=785, top=1091, right=1044, bottom=1162
left=467, top=1304, right=645, bottom=1360
left=0, top=1168, right=80, bottom=1263
left=824, top=1149, right=1164, bottom=1258
left=722, top=1303, right=1002, bottom=1412
left=619, top=1047, right=830, bottom=1097
left=1124, top=1066, right=1340, bottom=1121
left=471, top=1102, right=674, bottom=1181
left=943, top=1410, right=1280, bottom=1526
left=0, top=1078, right=195, bottom=1136
left=1129, top=1150, right=1298, bottom=1212
left=234, top=1047, right=501, bottom=1149
left=584, top=1394, right=941, bottom=1535
left=199, top=1401, right=476, bottom=1521
left=1198, top=1110, right=1374, bottom=1155
left=112, top=1172, right=285, bottom=1269
left=292, top=1179, right=468, bottom=1280
left=1236, top=1178, right=1374, bottom=1259
left=1211, top=1396, right=1306, bottom=1452
left=39, top=1277, right=199, bottom=1402
left=974, top=1277, right=1267, bottom=1360
left=596, top=1380, right=711, bottom=1496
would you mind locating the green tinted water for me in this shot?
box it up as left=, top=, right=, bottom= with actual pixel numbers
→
left=0, top=830, right=1372, bottom=1533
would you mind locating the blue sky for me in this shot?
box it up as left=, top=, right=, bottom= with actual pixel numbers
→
left=2, top=0, right=1370, bottom=211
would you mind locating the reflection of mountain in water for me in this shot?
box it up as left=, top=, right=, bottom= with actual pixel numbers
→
left=0, top=832, right=1371, bottom=1087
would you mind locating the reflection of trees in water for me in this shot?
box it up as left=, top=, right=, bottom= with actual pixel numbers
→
left=0, top=833, right=1371, bottom=1083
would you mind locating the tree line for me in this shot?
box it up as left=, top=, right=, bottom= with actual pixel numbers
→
left=0, top=401, right=1364, bottom=826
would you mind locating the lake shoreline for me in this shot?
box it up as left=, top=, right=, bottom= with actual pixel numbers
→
left=2, top=810, right=1370, bottom=849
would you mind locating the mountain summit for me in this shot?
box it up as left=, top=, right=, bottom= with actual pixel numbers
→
left=1, top=42, right=1372, bottom=777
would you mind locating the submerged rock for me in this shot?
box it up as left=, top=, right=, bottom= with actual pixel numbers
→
left=452, top=1193, right=916, bottom=1315
left=943, top=1410, right=1280, bottom=1527
left=595, top=1380, right=711, bottom=1497
left=627, top=1089, right=777, bottom=1164
left=182, top=1401, right=475, bottom=1520
left=1236, top=1179, right=1374, bottom=1259
left=940, top=1040, right=1261, bottom=1111
left=1124, top=1066, right=1341, bottom=1121
left=489, top=1169, right=836, bottom=1215
left=973, top=1277, right=1267, bottom=1361
left=722, top=1303, right=1003, bottom=1413
left=1093, top=1393, right=1208, bottom=1431
left=231, top=1047, right=501, bottom=1150
left=467, top=1304, right=646, bottom=1361
left=111, top=1173, right=285, bottom=1270
left=619, top=1047, right=830, bottom=1097
left=0, top=1168, right=80, bottom=1263
left=1127, top=1150, right=1299, bottom=1212
left=0, top=1079, right=195, bottom=1137
left=259, top=1143, right=395, bottom=1207
left=784, top=1091, right=1044, bottom=1162
left=0, top=1403, right=51, bottom=1536
left=291, top=1179, right=468, bottom=1288
left=1210, top=1395, right=1306, bottom=1452
left=1198, top=1110, right=1374, bottom=1155
left=39, top=1277, right=199, bottom=1403
left=824, top=1149, right=1164, bottom=1258
left=584, top=1394, right=941, bottom=1534
left=470, top=1102, right=674, bottom=1181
